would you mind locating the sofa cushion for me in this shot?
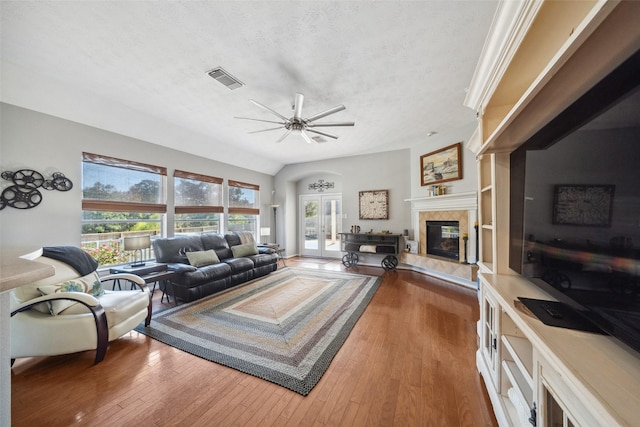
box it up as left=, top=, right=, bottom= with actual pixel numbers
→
left=223, top=257, right=254, bottom=274
left=201, top=233, right=233, bottom=260
left=231, top=242, right=258, bottom=258
left=178, top=262, right=232, bottom=287
left=153, top=235, right=204, bottom=264
left=186, top=250, right=220, bottom=267
left=247, top=253, right=278, bottom=268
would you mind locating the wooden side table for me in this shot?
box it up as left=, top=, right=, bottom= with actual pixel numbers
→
left=109, top=263, right=176, bottom=303
left=258, top=244, right=286, bottom=267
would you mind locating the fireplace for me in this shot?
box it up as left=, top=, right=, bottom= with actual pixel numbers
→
left=426, top=220, right=460, bottom=261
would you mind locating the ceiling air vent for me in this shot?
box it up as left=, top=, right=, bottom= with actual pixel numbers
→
left=311, top=136, right=327, bottom=143
left=207, top=67, right=244, bottom=90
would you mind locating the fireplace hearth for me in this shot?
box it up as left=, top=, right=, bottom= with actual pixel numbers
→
left=426, top=220, right=460, bottom=260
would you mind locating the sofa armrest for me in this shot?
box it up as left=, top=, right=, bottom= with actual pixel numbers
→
left=167, top=263, right=197, bottom=273
left=258, top=247, right=276, bottom=254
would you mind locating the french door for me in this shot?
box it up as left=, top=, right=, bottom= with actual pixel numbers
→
left=300, top=194, right=343, bottom=258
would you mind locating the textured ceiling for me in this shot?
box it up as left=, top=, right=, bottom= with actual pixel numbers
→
left=1, top=1, right=498, bottom=175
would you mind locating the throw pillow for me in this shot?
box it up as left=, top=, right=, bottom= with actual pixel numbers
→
left=186, top=249, right=220, bottom=267
left=37, top=281, right=85, bottom=315
left=231, top=242, right=258, bottom=258
left=35, top=272, right=105, bottom=315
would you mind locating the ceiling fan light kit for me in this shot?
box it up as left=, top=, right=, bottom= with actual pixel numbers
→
left=236, top=93, right=355, bottom=143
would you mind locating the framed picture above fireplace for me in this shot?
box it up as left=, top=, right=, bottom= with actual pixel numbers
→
left=420, top=142, right=462, bottom=186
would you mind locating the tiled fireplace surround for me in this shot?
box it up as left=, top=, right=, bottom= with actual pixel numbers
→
left=402, top=192, right=478, bottom=286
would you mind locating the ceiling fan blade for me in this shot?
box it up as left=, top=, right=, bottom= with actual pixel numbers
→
left=276, top=128, right=293, bottom=143
left=305, top=104, right=346, bottom=122
left=306, top=128, right=339, bottom=139
left=293, top=93, right=304, bottom=120
left=234, top=116, right=286, bottom=126
left=300, top=129, right=314, bottom=144
left=249, top=99, right=290, bottom=122
left=248, top=126, right=285, bottom=134
left=306, top=121, right=355, bottom=127
left=235, top=117, right=287, bottom=125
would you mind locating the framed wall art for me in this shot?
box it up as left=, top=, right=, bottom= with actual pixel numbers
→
left=359, top=190, right=389, bottom=220
left=552, top=184, right=615, bottom=227
left=420, top=142, right=462, bottom=186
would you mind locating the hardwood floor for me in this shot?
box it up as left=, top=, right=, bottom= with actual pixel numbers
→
left=11, top=258, right=497, bottom=426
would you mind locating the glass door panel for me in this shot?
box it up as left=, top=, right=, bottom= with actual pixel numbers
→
left=300, top=194, right=342, bottom=258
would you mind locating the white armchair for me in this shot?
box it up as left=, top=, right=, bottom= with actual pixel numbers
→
left=10, top=247, right=152, bottom=365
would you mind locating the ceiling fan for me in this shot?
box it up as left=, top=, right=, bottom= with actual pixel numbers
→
left=235, top=93, right=355, bottom=143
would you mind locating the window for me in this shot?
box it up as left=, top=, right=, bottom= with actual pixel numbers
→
left=228, top=180, right=259, bottom=236
left=174, top=170, right=223, bottom=235
left=81, top=153, right=166, bottom=266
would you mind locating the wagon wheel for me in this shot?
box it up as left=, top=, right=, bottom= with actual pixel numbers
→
left=542, top=269, right=571, bottom=290
left=1, top=185, right=42, bottom=209
left=556, top=273, right=572, bottom=290
left=12, top=169, right=45, bottom=189
left=381, top=255, right=398, bottom=271
left=342, top=252, right=359, bottom=268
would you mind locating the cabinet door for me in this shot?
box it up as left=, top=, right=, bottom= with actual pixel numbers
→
left=481, top=290, right=500, bottom=387
left=543, top=385, right=577, bottom=427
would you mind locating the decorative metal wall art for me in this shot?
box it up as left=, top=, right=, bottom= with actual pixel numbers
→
left=308, top=179, right=334, bottom=192
left=0, top=169, right=73, bottom=210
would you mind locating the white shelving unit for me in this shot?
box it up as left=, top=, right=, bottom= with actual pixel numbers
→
left=477, top=273, right=640, bottom=426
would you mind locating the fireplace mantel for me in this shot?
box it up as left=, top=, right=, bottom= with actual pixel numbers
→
left=404, top=191, right=479, bottom=270
left=405, top=191, right=477, bottom=212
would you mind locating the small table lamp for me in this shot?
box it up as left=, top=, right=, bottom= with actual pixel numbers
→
left=260, top=227, right=271, bottom=245
left=124, top=235, right=151, bottom=268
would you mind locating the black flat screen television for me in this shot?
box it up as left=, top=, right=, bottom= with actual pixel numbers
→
left=510, top=49, right=640, bottom=354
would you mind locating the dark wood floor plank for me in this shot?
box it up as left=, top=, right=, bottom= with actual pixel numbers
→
left=11, top=257, right=496, bottom=426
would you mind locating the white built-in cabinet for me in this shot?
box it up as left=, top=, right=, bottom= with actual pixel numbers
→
left=468, top=1, right=640, bottom=426
left=477, top=273, right=640, bottom=426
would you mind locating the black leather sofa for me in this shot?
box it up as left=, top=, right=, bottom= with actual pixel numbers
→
left=152, top=232, right=278, bottom=302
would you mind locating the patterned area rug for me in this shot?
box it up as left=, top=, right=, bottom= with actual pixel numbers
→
left=135, top=267, right=381, bottom=395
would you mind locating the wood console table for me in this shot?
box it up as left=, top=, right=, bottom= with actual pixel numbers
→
left=339, top=233, right=402, bottom=271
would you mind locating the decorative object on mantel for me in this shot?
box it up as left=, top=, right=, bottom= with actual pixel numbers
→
left=420, top=142, right=462, bottom=186
left=474, top=221, right=479, bottom=265
left=359, top=189, right=389, bottom=220
left=462, top=233, right=469, bottom=264
left=308, top=179, right=334, bottom=192
left=0, top=169, right=73, bottom=210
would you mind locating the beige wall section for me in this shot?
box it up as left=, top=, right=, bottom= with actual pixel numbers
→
left=275, top=149, right=412, bottom=259
left=0, top=103, right=275, bottom=255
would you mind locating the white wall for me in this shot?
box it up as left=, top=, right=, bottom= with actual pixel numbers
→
left=0, top=103, right=275, bottom=255
left=275, top=150, right=411, bottom=259
left=1, top=103, right=482, bottom=263
left=409, top=122, right=479, bottom=198
left=524, top=126, right=640, bottom=245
